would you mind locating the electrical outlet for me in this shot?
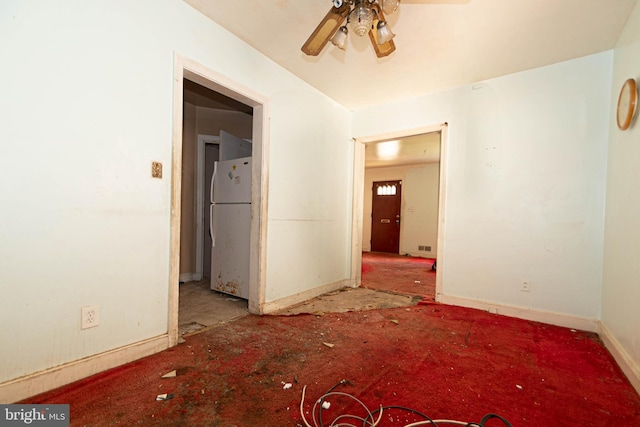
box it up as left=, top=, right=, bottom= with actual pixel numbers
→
left=521, top=280, right=531, bottom=292
left=81, top=305, right=100, bottom=329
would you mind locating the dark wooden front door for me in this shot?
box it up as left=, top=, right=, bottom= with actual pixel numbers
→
left=371, top=180, right=402, bottom=254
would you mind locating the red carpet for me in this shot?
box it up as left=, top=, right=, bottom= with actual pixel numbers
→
left=362, top=252, right=436, bottom=300
left=23, top=303, right=640, bottom=426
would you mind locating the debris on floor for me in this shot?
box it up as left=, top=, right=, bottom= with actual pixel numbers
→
left=155, top=393, right=174, bottom=401
left=161, top=370, right=177, bottom=378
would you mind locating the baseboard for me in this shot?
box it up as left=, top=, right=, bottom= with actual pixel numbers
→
left=401, top=251, right=436, bottom=259
left=179, top=272, right=201, bottom=283
left=0, top=335, right=169, bottom=403
left=437, top=294, right=599, bottom=332
left=598, top=322, right=640, bottom=395
left=260, top=279, right=351, bottom=314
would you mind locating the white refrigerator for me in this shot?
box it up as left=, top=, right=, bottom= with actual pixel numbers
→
left=209, top=156, right=251, bottom=299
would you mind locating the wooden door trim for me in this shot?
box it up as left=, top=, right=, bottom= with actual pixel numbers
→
left=171, top=53, right=270, bottom=348
left=195, top=134, right=220, bottom=283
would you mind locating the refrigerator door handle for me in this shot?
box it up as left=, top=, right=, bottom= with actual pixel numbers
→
left=209, top=204, right=215, bottom=247
left=210, top=161, right=218, bottom=204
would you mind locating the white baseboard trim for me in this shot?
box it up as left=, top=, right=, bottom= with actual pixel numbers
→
left=401, top=251, right=436, bottom=259
left=598, top=322, right=640, bottom=395
left=260, top=279, right=351, bottom=314
left=437, top=294, right=599, bottom=332
left=179, top=273, right=201, bottom=283
left=0, top=335, right=169, bottom=403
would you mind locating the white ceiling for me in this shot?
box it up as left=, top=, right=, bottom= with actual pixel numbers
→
left=365, top=132, right=441, bottom=167
left=184, top=0, right=637, bottom=111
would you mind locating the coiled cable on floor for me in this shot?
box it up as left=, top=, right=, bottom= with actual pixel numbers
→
left=299, top=381, right=512, bottom=427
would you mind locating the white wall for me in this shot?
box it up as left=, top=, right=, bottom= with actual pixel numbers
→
left=266, top=91, right=353, bottom=302
left=602, top=0, right=640, bottom=389
left=196, top=108, right=253, bottom=140
left=353, top=52, right=612, bottom=320
left=0, top=0, right=352, bottom=388
left=363, top=164, right=439, bottom=257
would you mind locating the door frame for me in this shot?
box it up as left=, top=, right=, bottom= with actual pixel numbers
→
left=170, top=53, right=270, bottom=347
left=351, top=123, right=448, bottom=301
left=194, top=134, right=220, bottom=282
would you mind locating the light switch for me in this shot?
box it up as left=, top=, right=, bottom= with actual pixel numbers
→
left=152, top=162, right=162, bottom=178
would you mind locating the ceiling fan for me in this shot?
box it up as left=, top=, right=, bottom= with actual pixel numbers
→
left=302, top=0, right=401, bottom=58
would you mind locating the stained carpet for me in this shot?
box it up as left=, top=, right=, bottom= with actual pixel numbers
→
left=362, top=252, right=436, bottom=300
left=24, top=303, right=640, bottom=426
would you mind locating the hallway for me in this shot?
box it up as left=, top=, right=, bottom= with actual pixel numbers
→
left=361, top=252, right=436, bottom=300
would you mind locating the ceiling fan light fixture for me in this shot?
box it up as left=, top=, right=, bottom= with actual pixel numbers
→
left=376, top=20, right=395, bottom=45
left=349, top=3, right=374, bottom=37
left=302, top=0, right=398, bottom=58
left=331, top=26, right=349, bottom=50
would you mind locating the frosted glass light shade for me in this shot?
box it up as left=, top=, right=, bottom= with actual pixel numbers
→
left=349, top=4, right=374, bottom=36
left=381, top=0, right=400, bottom=15
left=331, top=26, right=349, bottom=50
left=376, top=20, right=395, bottom=44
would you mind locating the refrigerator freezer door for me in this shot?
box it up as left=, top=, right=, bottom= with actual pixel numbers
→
left=211, top=157, right=252, bottom=204
left=220, top=130, right=252, bottom=161
left=210, top=203, right=250, bottom=299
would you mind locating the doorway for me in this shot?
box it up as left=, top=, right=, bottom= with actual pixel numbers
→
left=180, top=92, right=252, bottom=336
left=169, top=54, right=269, bottom=347
left=351, top=125, right=447, bottom=301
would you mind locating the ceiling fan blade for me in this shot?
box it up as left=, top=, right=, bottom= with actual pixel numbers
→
left=301, top=3, right=350, bottom=56
left=368, top=9, right=396, bottom=58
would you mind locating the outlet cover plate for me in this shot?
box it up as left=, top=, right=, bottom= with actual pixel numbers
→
left=81, top=305, right=100, bottom=329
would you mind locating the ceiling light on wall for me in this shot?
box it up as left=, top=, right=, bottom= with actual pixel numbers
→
left=302, top=0, right=400, bottom=59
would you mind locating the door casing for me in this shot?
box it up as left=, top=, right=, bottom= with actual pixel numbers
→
left=196, top=134, right=220, bottom=281
left=170, top=54, right=270, bottom=347
left=351, top=124, right=448, bottom=301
